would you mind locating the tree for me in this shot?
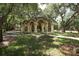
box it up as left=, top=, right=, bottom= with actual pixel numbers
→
left=44, top=3, right=79, bottom=32
left=71, top=15, right=79, bottom=33
left=74, top=19, right=79, bottom=33
left=43, top=4, right=59, bottom=22
left=0, top=3, right=38, bottom=42
left=0, top=4, right=14, bottom=42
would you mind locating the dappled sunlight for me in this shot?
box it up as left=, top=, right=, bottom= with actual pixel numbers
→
left=0, top=34, right=64, bottom=56
left=0, top=3, right=79, bottom=56
left=45, top=48, right=65, bottom=56
left=1, top=33, right=79, bottom=56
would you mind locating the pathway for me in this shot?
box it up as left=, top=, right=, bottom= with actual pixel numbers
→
left=2, top=31, right=79, bottom=56
left=49, top=35, right=79, bottom=40
left=3, top=31, right=79, bottom=40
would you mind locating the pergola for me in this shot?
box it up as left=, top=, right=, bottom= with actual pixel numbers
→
left=21, top=17, right=54, bottom=33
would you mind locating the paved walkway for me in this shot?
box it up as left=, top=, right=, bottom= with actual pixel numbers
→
left=29, top=34, right=79, bottom=40
left=1, top=31, right=79, bottom=56
left=49, top=35, right=79, bottom=40
left=3, top=31, right=79, bottom=41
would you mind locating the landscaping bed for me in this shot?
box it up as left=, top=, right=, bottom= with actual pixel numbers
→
left=0, top=34, right=79, bottom=56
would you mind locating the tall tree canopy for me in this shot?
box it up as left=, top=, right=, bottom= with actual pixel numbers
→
left=44, top=3, right=79, bottom=32
left=0, top=3, right=79, bottom=42
left=0, top=3, right=38, bottom=42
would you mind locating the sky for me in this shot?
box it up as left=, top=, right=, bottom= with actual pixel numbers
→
left=38, top=3, right=47, bottom=10
left=38, top=3, right=75, bottom=24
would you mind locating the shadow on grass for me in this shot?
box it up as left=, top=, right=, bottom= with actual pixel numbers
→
left=58, top=38, right=79, bottom=46
left=0, top=34, right=60, bottom=56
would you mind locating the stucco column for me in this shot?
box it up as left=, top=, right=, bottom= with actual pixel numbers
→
left=21, top=26, right=25, bottom=32
left=30, top=25, right=32, bottom=32
left=45, top=21, right=48, bottom=32
left=27, top=23, right=31, bottom=32
left=41, top=23, right=44, bottom=32
left=51, top=23, right=54, bottom=32
left=45, top=22, right=48, bottom=33
left=34, top=22, right=37, bottom=33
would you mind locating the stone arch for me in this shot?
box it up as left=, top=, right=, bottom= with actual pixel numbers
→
left=37, top=19, right=46, bottom=32
left=21, top=18, right=54, bottom=33
left=29, top=20, right=35, bottom=32
left=21, top=20, right=28, bottom=32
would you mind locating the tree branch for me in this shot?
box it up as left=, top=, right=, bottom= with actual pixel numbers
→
left=65, top=11, right=78, bottom=27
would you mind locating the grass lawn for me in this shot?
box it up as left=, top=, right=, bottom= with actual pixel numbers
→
left=0, top=34, right=79, bottom=56
left=52, top=31, right=79, bottom=37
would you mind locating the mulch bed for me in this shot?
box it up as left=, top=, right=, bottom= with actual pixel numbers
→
left=60, top=44, right=79, bottom=56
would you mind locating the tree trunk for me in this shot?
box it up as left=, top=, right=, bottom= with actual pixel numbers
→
left=0, top=4, right=14, bottom=43
left=0, top=17, right=3, bottom=42
left=62, top=28, right=66, bottom=33
left=61, top=15, right=66, bottom=33
left=0, top=26, right=3, bottom=42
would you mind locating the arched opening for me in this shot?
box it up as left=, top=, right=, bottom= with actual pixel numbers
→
left=37, top=20, right=45, bottom=32
left=25, top=25, right=28, bottom=31
left=30, top=21, right=34, bottom=32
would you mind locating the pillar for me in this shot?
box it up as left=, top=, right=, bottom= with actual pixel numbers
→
left=34, top=22, right=37, bottom=33
left=45, top=23, right=48, bottom=32
left=21, top=26, right=24, bottom=32
left=27, top=23, right=31, bottom=32
left=41, top=23, right=44, bottom=32
left=51, top=22, right=54, bottom=32
left=45, top=22, right=48, bottom=33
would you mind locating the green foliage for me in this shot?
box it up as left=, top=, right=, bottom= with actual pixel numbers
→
left=0, top=34, right=79, bottom=56
left=44, top=3, right=79, bottom=31
left=44, top=4, right=59, bottom=23
left=0, top=3, right=39, bottom=31
left=59, top=38, right=79, bottom=45
left=74, top=19, right=79, bottom=32
left=0, top=34, right=54, bottom=56
left=0, top=3, right=79, bottom=32
left=15, top=35, right=37, bottom=45
left=0, top=4, right=11, bottom=16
